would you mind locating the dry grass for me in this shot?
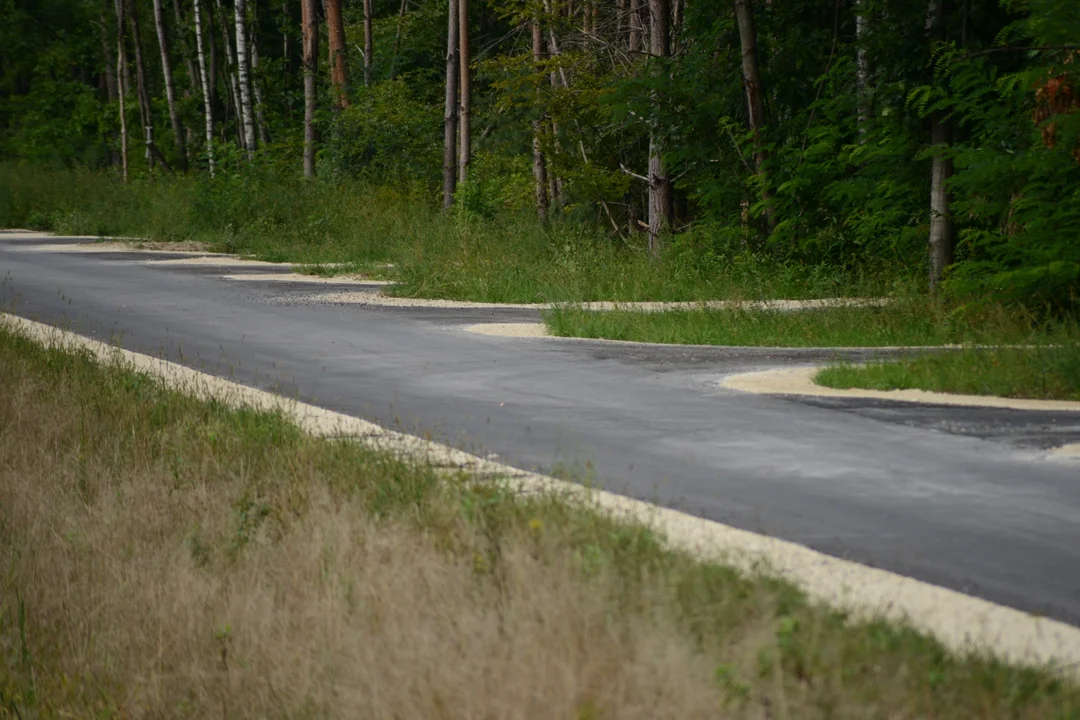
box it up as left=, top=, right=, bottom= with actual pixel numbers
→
left=1, top=328, right=1077, bottom=718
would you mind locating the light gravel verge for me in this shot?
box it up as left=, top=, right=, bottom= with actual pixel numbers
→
left=3, top=310, right=1080, bottom=676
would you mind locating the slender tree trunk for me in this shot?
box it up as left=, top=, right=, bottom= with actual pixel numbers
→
left=215, top=0, right=244, bottom=149
left=734, top=0, right=772, bottom=232
left=443, top=0, right=460, bottom=207
left=152, top=0, right=188, bottom=170
left=646, top=0, right=671, bottom=256
left=855, top=0, right=871, bottom=141
left=235, top=0, right=257, bottom=157
left=458, top=0, right=471, bottom=184
left=174, top=0, right=202, bottom=98
left=194, top=0, right=215, bottom=175
left=115, top=0, right=130, bottom=181
left=127, top=0, right=155, bottom=169
left=100, top=11, right=119, bottom=102
left=251, top=31, right=271, bottom=144
left=325, top=0, right=350, bottom=106
left=390, top=0, right=408, bottom=79
left=302, top=0, right=319, bottom=177
left=926, top=0, right=953, bottom=288
left=532, top=18, right=549, bottom=222
left=364, top=0, right=373, bottom=87
left=629, top=0, right=642, bottom=53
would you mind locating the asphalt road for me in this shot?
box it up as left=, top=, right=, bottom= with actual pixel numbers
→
left=3, top=232, right=1080, bottom=625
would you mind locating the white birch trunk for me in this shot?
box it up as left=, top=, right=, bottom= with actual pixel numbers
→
left=234, top=0, right=257, bottom=158
left=194, top=0, right=215, bottom=175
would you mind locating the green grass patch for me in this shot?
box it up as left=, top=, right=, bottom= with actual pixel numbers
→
left=1, top=163, right=900, bottom=303
left=544, top=299, right=1071, bottom=347
left=816, top=344, right=1080, bottom=401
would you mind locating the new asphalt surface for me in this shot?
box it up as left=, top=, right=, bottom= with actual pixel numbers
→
left=3, top=232, right=1079, bottom=625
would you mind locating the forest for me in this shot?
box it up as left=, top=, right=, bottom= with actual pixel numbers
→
left=0, top=0, right=1078, bottom=308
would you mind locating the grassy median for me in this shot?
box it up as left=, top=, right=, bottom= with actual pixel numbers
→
left=817, top=344, right=1080, bottom=401
left=1, top=324, right=1078, bottom=717
left=543, top=299, right=1066, bottom=347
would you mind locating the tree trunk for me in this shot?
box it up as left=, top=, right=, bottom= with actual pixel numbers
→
left=443, top=0, right=460, bottom=208
left=215, top=0, right=244, bottom=149
left=855, top=0, right=870, bottom=141
left=174, top=0, right=202, bottom=98
left=325, top=0, right=350, bottom=106
left=629, top=0, right=642, bottom=54
left=127, top=0, right=155, bottom=169
left=302, top=0, right=319, bottom=177
left=927, top=0, right=953, bottom=288
left=734, top=0, right=772, bottom=232
left=194, top=0, right=215, bottom=175
left=235, top=0, right=257, bottom=157
left=646, top=0, right=671, bottom=257
left=458, top=0, right=471, bottom=184
left=532, top=18, right=549, bottom=223
left=364, top=0, right=374, bottom=87
left=251, top=31, right=271, bottom=144
left=152, top=0, right=188, bottom=170
left=390, top=0, right=408, bottom=79
left=115, top=0, right=130, bottom=181
left=100, top=11, right=119, bottom=102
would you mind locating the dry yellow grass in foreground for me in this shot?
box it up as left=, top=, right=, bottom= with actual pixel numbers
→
left=0, top=327, right=1077, bottom=718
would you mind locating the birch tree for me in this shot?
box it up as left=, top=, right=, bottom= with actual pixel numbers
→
left=152, top=0, right=187, bottom=170
left=235, top=0, right=257, bottom=157
left=215, top=0, right=243, bottom=148
left=194, top=0, right=215, bottom=174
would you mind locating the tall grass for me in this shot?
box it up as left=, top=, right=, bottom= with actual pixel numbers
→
left=0, top=163, right=902, bottom=302
left=544, top=297, right=1075, bottom=348
left=817, top=342, right=1080, bottom=400
left=2, top=324, right=1078, bottom=717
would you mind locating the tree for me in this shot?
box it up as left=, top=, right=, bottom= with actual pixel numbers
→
left=926, top=0, right=953, bottom=289
left=443, top=0, right=459, bottom=207
left=235, top=0, right=257, bottom=157
left=152, top=0, right=187, bottom=170
left=458, top=0, right=471, bottom=183
left=646, top=0, right=671, bottom=256
left=326, top=0, right=350, bottom=106
left=364, top=0, right=373, bottom=87
left=114, top=0, right=130, bottom=181
left=532, top=17, right=549, bottom=222
left=193, top=0, right=215, bottom=175
left=302, top=0, right=319, bottom=177
left=214, top=0, right=244, bottom=149
left=126, top=0, right=157, bottom=168
left=733, top=0, right=771, bottom=232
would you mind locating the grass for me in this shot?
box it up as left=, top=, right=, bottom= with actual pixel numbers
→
left=544, top=298, right=1077, bottom=348
left=816, top=344, right=1080, bottom=401
left=2, top=327, right=1080, bottom=716
left=0, top=163, right=899, bottom=303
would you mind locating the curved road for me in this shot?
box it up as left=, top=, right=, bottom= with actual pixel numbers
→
left=3, top=232, right=1079, bottom=625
